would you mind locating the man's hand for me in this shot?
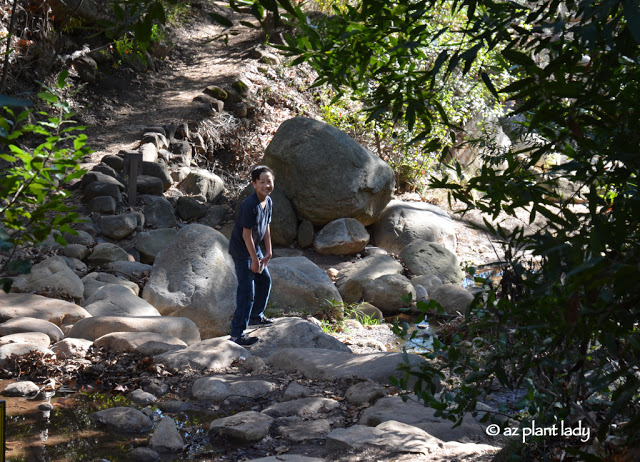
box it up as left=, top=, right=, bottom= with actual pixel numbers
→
left=251, top=258, right=261, bottom=273
left=261, top=252, right=272, bottom=269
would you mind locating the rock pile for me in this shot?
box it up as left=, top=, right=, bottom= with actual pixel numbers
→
left=0, top=113, right=492, bottom=460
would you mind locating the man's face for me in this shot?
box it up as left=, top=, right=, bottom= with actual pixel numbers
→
left=252, top=171, right=274, bottom=199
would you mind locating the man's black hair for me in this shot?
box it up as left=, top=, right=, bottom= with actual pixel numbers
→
left=251, top=165, right=274, bottom=182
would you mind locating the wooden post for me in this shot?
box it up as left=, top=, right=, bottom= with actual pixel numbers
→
left=123, top=152, right=143, bottom=206
left=0, top=399, right=5, bottom=462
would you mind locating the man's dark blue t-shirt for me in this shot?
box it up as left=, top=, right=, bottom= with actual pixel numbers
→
left=228, top=192, right=272, bottom=260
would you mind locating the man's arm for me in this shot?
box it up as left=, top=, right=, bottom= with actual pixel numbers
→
left=262, top=224, right=272, bottom=268
left=242, top=227, right=261, bottom=273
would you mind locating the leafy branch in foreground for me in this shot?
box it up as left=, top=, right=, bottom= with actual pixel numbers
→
left=0, top=70, right=91, bottom=292
left=227, top=0, right=640, bottom=457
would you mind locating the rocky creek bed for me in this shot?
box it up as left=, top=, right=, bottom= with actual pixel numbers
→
left=0, top=317, right=503, bottom=462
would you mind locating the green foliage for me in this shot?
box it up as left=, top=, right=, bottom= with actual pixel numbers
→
left=234, top=0, right=515, bottom=191
left=229, top=0, right=640, bottom=455
left=0, top=71, right=91, bottom=292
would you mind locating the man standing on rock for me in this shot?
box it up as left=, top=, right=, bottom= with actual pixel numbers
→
left=228, top=165, right=276, bottom=346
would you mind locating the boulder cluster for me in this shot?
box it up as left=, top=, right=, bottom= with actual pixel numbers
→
left=0, top=114, right=491, bottom=460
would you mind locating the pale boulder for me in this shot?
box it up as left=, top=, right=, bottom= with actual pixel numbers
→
left=142, top=224, right=237, bottom=339
left=154, top=337, right=250, bottom=372
left=83, top=285, right=161, bottom=317
left=264, top=117, right=394, bottom=226
left=68, top=316, right=201, bottom=345
left=0, top=317, right=64, bottom=342
left=51, top=338, right=94, bottom=359
left=0, top=292, right=90, bottom=325
left=335, top=255, right=403, bottom=304
left=82, top=272, right=139, bottom=299
left=0, top=332, right=51, bottom=348
left=313, top=218, right=370, bottom=255
left=0, top=343, right=52, bottom=368
left=372, top=200, right=457, bottom=254
left=95, top=332, right=187, bottom=355
left=267, top=257, right=342, bottom=313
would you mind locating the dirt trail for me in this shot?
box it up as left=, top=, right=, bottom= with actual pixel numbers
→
left=81, top=13, right=263, bottom=160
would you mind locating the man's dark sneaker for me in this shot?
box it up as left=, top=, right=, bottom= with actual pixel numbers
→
left=248, top=316, right=275, bottom=328
left=233, top=335, right=259, bottom=347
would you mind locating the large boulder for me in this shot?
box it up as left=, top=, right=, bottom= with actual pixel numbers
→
left=335, top=255, right=404, bottom=304
left=399, top=240, right=464, bottom=284
left=264, top=117, right=395, bottom=226
left=0, top=292, right=90, bottom=325
left=267, top=257, right=342, bottom=314
left=236, top=185, right=298, bottom=247
left=313, top=218, right=370, bottom=255
left=372, top=200, right=457, bottom=254
left=142, top=224, right=237, bottom=338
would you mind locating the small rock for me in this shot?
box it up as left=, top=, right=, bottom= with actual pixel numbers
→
left=91, top=407, right=153, bottom=434
left=149, top=417, right=184, bottom=453
left=127, top=447, right=160, bottom=462
left=208, top=411, right=273, bottom=443
left=2, top=381, right=39, bottom=397
left=240, top=356, right=266, bottom=374
left=129, top=389, right=158, bottom=405
left=345, top=381, right=386, bottom=406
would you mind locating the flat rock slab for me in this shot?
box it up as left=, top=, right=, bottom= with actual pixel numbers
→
left=68, top=316, right=201, bottom=345
left=0, top=317, right=64, bottom=342
left=248, top=318, right=352, bottom=358
left=275, top=417, right=331, bottom=441
left=95, top=331, right=187, bottom=356
left=327, top=420, right=444, bottom=454
left=192, top=375, right=277, bottom=401
left=208, top=410, right=273, bottom=443
left=359, top=396, right=488, bottom=443
left=154, top=337, right=249, bottom=373
left=267, top=348, right=431, bottom=386
left=0, top=292, right=90, bottom=325
left=91, top=406, right=153, bottom=434
left=262, top=397, right=341, bottom=419
left=0, top=332, right=51, bottom=348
